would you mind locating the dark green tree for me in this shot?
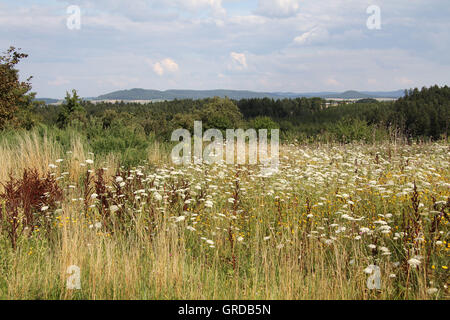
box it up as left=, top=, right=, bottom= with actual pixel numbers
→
left=57, top=89, right=86, bottom=128
left=197, top=97, right=243, bottom=130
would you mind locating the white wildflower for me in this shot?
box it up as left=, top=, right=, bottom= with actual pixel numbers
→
left=175, top=216, right=186, bottom=222
left=153, top=192, right=163, bottom=201
left=407, top=258, right=421, bottom=267
left=204, top=200, right=213, bottom=208
left=364, top=266, right=374, bottom=274
left=426, top=288, right=438, bottom=295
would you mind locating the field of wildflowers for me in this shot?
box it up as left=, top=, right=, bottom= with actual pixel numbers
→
left=0, top=132, right=448, bottom=300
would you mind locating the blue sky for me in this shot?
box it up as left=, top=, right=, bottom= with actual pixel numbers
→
left=1, top=0, right=449, bottom=98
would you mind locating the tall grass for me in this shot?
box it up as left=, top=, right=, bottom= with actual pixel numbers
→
left=0, top=130, right=448, bottom=300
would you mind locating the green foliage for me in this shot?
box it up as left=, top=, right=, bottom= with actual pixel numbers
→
left=356, top=98, right=379, bottom=104
left=248, top=116, right=279, bottom=131
left=0, top=47, right=36, bottom=130
left=25, top=86, right=449, bottom=158
left=248, top=116, right=279, bottom=138
left=86, top=115, right=150, bottom=166
left=330, top=118, right=374, bottom=143
left=392, top=85, right=449, bottom=139
left=57, top=89, right=86, bottom=129
left=197, top=97, right=243, bottom=130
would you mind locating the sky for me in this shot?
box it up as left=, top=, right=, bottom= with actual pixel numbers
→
left=1, top=0, right=449, bottom=98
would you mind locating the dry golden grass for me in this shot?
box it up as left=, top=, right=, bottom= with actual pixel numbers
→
left=0, top=131, right=448, bottom=300
left=0, top=131, right=61, bottom=185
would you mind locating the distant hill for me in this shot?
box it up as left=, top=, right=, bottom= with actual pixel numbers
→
left=37, top=89, right=406, bottom=103
left=322, top=90, right=372, bottom=99
left=93, top=88, right=405, bottom=101
left=360, top=90, right=405, bottom=99
left=321, top=90, right=405, bottom=99
left=34, top=98, right=60, bottom=104
left=96, top=88, right=282, bottom=101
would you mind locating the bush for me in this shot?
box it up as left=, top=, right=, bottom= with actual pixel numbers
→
left=0, top=168, right=62, bottom=249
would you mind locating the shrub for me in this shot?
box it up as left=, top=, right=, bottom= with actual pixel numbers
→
left=0, top=168, right=62, bottom=249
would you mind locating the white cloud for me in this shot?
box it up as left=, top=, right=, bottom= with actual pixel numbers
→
left=0, top=6, right=63, bottom=30
left=152, top=58, right=179, bottom=76
left=230, top=52, right=248, bottom=69
left=58, top=0, right=226, bottom=19
left=182, top=0, right=226, bottom=16
left=256, top=0, right=301, bottom=18
left=162, top=58, right=179, bottom=72
left=293, top=27, right=329, bottom=45
left=153, top=62, right=165, bottom=76
left=3, top=0, right=450, bottom=97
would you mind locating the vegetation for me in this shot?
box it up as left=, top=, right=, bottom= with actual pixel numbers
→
left=0, top=47, right=448, bottom=300
left=0, top=47, right=38, bottom=130
left=1, top=48, right=448, bottom=158
left=0, top=134, right=448, bottom=299
left=23, top=85, right=448, bottom=167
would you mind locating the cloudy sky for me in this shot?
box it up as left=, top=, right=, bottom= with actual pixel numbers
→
left=1, top=0, right=449, bottom=98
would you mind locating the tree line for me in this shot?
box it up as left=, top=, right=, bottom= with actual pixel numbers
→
left=1, top=46, right=448, bottom=165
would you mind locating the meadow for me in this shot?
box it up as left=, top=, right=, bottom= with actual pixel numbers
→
left=0, top=130, right=448, bottom=300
